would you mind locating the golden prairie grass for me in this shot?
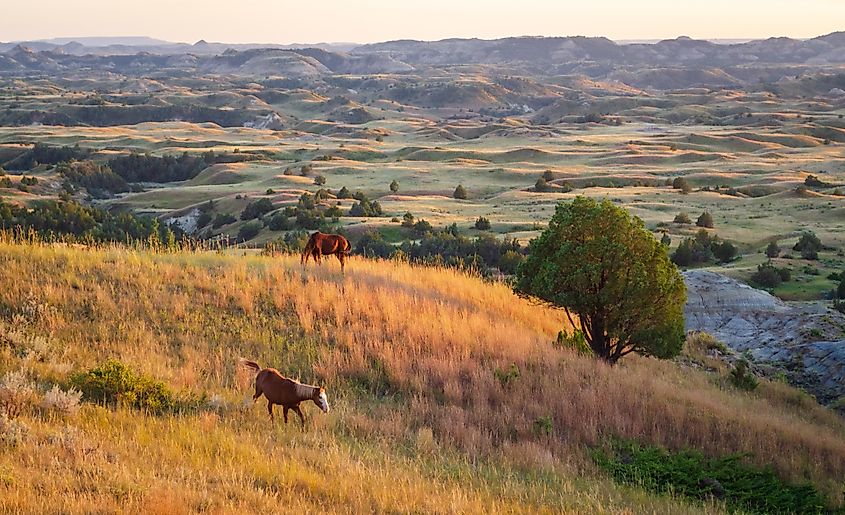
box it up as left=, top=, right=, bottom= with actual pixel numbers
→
left=0, top=241, right=843, bottom=512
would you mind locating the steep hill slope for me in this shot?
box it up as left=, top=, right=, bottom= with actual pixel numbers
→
left=0, top=242, right=843, bottom=513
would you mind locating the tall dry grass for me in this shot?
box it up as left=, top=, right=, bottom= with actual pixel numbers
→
left=0, top=240, right=843, bottom=512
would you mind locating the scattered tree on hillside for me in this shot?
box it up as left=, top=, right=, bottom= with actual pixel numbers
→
left=660, top=232, right=671, bottom=247
left=337, top=186, right=352, bottom=199
left=671, top=229, right=737, bottom=266
left=515, top=197, right=686, bottom=364
left=672, top=177, right=692, bottom=194
left=542, top=170, right=555, bottom=182
left=240, top=198, right=274, bottom=220
left=696, top=212, right=714, bottom=228
left=793, top=232, right=822, bottom=260
left=765, top=241, right=780, bottom=258
left=314, top=175, right=327, bottom=186
left=453, top=184, right=468, bottom=199
left=389, top=180, right=399, bottom=193
left=535, top=177, right=549, bottom=192
left=475, top=217, right=491, bottom=230
left=673, top=212, right=692, bottom=224
left=751, top=261, right=790, bottom=288
left=401, top=212, right=415, bottom=228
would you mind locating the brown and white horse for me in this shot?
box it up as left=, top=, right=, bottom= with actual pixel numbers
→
left=241, top=359, right=329, bottom=425
left=301, top=231, right=351, bottom=272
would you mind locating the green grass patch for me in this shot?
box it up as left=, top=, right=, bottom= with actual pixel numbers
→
left=593, top=440, right=836, bottom=514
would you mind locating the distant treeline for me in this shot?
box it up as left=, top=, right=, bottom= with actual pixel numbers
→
left=0, top=105, right=263, bottom=128
left=0, top=199, right=182, bottom=245
left=355, top=228, right=525, bottom=275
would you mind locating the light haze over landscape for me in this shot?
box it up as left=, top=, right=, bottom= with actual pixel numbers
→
left=5, top=0, right=845, bottom=43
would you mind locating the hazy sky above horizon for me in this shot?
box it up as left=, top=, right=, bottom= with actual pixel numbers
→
left=4, top=0, right=844, bottom=44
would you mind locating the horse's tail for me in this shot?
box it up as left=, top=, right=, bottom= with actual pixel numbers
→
left=240, top=358, right=261, bottom=374
left=341, top=237, right=351, bottom=255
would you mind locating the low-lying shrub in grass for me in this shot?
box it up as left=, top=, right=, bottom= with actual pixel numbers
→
left=70, top=359, right=194, bottom=414
left=593, top=440, right=833, bottom=514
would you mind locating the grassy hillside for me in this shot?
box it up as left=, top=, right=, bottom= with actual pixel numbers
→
left=0, top=241, right=843, bottom=513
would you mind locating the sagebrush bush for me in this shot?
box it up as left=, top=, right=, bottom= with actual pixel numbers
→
left=41, top=385, right=82, bottom=416
left=729, top=359, right=759, bottom=391
left=0, top=371, right=36, bottom=419
left=0, top=413, right=27, bottom=446
left=70, top=359, right=184, bottom=414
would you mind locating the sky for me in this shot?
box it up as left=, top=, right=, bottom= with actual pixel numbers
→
left=3, top=0, right=844, bottom=44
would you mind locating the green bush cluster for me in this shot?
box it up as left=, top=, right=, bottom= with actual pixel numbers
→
left=71, top=359, right=190, bottom=414
left=594, top=440, right=832, bottom=514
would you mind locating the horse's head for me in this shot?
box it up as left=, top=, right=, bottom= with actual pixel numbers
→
left=312, top=387, right=330, bottom=413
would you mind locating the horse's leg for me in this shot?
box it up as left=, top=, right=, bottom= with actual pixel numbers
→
left=292, top=405, right=306, bottom=426
left=253, top=381, right=262, bottom=402
left=267, top=401, right=274, bottom=422
left=283, top=406, right=290, bottom=424
left=337, top=252, right=346, bottom=272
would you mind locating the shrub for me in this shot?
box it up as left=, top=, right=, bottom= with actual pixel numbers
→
left=314, top=175, right=327, bottom=186
left=212, top=213, right=237, bottom=228
left=40, top=385, right=82, bottom=416
left=660, top=233, right=671, bottom=246
left=712, top=241, right=737, bottom=263
left=401, top=212, right=415, bottom=228
left=337, top=186, right=352, bottom=199
left=240, top=198, right=274, bottom=220
left=355, top=230, right=395, bottom=259
left=793, top=232, right=822, bottom=260
left=266, top=212, right=291, bottom=231
left=0, top=371, right=35, bottom=419
left=765, top=241, right=780, bottom=258
left=474, top=217, right=491, bottom=230
left=349, top=198, right=383, bottom=217
left=729, top=359, right=758, bottom=391
left=453, top=184, right=468, bottom=199
left=237, top=221, right=262, bottom=242
left=542, top=170, right=555, bottom=182
left=534, top=177, right=549, bottom=192
left=751, top=262, right=784, bottom=288
left=696, top=212, right=714, bottom=228
left=70, top=359, right=182, bottom=414
left=532, top=416, right=554, bottom=437
left=412, top=219, right=433, bottom=237
left=673, top=212, right=692, bottom=224
left=672, top=177, right=692, bottom=193
left=389, top=179, right=399, bottom=192
left=0, top=413, right=27, bottom=447
left=594, top=440, right=830, bottom=514
left=493, top=364, right=520, bottom=388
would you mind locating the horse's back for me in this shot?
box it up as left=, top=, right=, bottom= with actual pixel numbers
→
left=256, top=369, right=298, bottom=404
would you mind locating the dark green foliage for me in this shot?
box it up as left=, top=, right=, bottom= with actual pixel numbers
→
left=672, top=177, right=692, bottom=193
left=793, top=232, right=822, bottom=261
left=696, top=212, right=714, bottom=228
left=237, top=221, right=262, bottom=242
left=58, top=161, right=129, bottom=195
left=837, top=278, right=845, bottom=300
left=212, top=213, right=237, bottom=228
left=729, top=359, right=759, bottom=391
left=515, top=197, right=686, bottom=364
left=0, top=199, right=179, bottom=244
left=355, top=230, right=396, bottom=258
left=474, top=217, right=491, bottom=230
left=673, top=212, right=692, bottom=224
left=712, top=240, right=738, bottom=263
left=264, top=230, right=310, bottom=254
left=399, top=231, right=524, bottom=275
left=108, top=152, right=211, bottom=183
left=0, top=177, right=12, bottom=188
left=535, top=177, right=549, bottom=192
left=672, top=230, right=738, bottom=266
left=20, top=176, right=38, bottom=186
left=389, top=179, right=399, bottom=192
left=349, top=197, right=383, bottom=217
left=337, top=186, right=352, bottom=199
left=401, top=212, right=415, bottom=228
left=751, top=262, right=790, bottom=288
left=411, top=219, right=433, bottom=236
left=660, top=232, right=671, bottom=246
left=240, top=198, right=274, bottom=220
left=9, top=143, right=89, bottom=170
left=765, top=241, right=780, bottom=258
left=542, top=170, right=555, bottom=182
left=71, top=359, right=188, bottom=414
left=453, top=184, right=468, bottom=199
left=804, top=175, right=831, bottom=188
left=532, top=416, right=553, bottom=436
left=266, top=212, right=291, bottom=231
left=196, top=211, right=213, bottom=229
left=314, top=175, right=327, bottom=186
left=594, top=440, right=831, bottom=514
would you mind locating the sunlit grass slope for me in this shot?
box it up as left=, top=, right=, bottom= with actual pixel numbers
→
left=0, top=241, right=843, bottom=513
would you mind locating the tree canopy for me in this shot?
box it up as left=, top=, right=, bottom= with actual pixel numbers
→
left=515, top=197, right=686, bottom=364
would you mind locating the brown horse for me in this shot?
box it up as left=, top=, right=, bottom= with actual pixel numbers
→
left=301, top=231, right=351, bottom=271
left=241, top=359, right=329, bottom=425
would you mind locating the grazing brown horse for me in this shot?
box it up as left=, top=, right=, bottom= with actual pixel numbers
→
left=301, top=231, right=351, bottom=272
left=241, top=359, right=329, bottom=425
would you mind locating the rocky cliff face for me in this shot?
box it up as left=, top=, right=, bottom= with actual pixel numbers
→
left=684, top=271, right=845, bottom=404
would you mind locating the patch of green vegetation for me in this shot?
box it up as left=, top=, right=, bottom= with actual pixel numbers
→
left=71, top=359, right=197, bottom=414
left=594, top=440, right=834, bottom=514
